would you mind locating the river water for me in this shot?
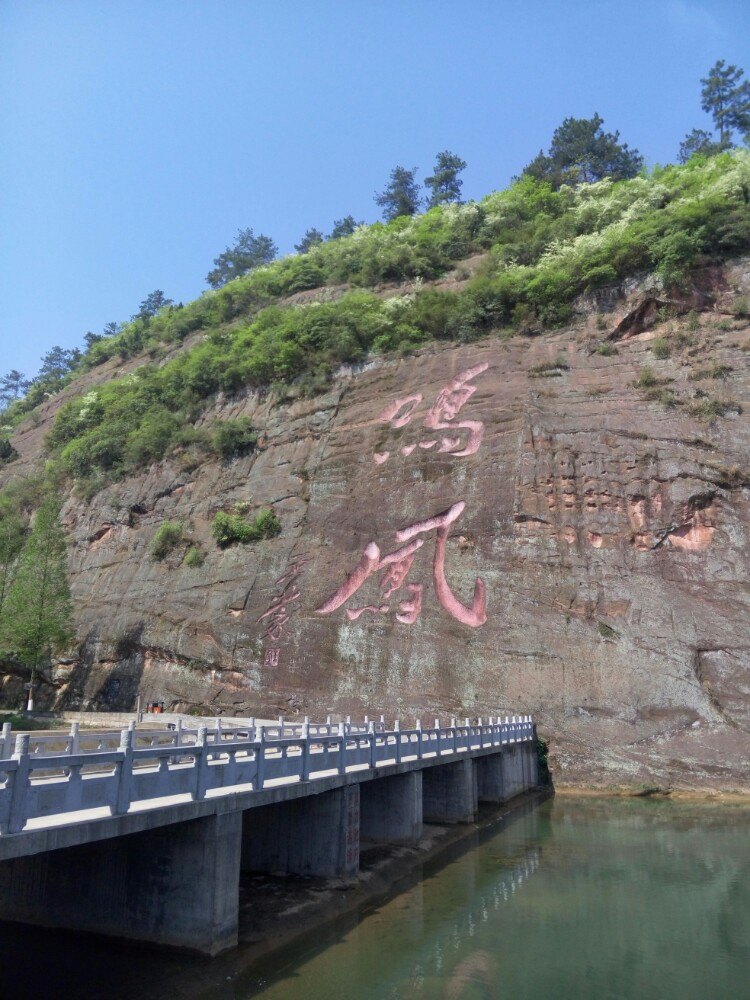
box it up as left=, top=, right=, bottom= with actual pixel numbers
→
left=2, top=795, right=749, bottom=999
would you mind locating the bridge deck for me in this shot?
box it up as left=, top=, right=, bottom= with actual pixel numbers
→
left=0, top=717, right=535, bottom=861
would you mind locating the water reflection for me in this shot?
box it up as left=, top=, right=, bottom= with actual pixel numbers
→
left=2, top=796, right=750, bottom=1000
left=250, top=798, right=750, bottom=1000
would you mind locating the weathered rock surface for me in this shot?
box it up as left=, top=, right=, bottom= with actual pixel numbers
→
left=2, top=263, right=750, bottom=792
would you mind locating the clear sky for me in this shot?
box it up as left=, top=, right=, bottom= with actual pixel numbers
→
left=1, top=0, right=749, bottom=378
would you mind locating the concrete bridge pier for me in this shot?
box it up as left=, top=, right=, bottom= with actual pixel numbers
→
left=241, top=785, right=360, bottom=878
left=422, top=759, right=478, bottom=824
left=0, top=810, right=242, bottom=956
left=501, top=746, right=523, bottom=799
left=475, top=753, right=506, bottom=804
left=527, top=741, right=540, bottom=788
left=360, top=772, right=423, bottom=845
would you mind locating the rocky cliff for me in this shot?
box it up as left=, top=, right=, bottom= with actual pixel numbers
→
left=2, top=261, right=750, bottom=793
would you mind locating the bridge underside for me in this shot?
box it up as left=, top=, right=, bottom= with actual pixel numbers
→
left=0, top=743, right=539, bottom=954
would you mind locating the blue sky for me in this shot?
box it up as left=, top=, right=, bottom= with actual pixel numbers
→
left=1, top=0, right=748, bottom=378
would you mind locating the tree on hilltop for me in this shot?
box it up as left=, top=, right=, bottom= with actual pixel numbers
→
left=679, top=61, right=750, bottom=162
left=37, top=347, right=80, bottom=389
left=329, top=215, right=363, bottom=239
left=134, top=290, right=173, bottom=322
left=678, top=128, right=724, bottom=163
left=425, top=150, right=467, bottom=208
left=522, top=114, right=643, bottom=188
left=206, top=228, right=277, bottom=288
left=701, top=60, right=750, bottom=148
left=375, top=166, right=422, bottom=220
left=294, top=228, right=325, bottom=253
left=0, top=370, right=31, bottom=406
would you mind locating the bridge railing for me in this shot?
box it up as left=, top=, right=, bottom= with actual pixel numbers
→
left=0, top=717, right=535, bottom=836
left=0, top=717, right=398, bottom=761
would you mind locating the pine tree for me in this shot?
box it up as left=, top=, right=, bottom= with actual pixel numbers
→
left=523, top=114, right=643, bottom=188
left=425, top=151, right=467, bottom=208
left=375, top=166, right=422, bottom=220
left=329, top=215, right=363, bottom=239
left=206, top=229, right=278, bottom=288
left=134, top=290, right=173, bottom=322
left=701, top=60, right=750, bottom=149
left=294, top=228, right=325, bottom=253
left=678, top=128, right=723, bottom=164
left=0, top=370, right=30, bottom=405
left=4, top=495, right=73, bottom=704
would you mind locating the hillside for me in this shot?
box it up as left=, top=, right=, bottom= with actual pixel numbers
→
left=2, top=153, right=750, bottom=792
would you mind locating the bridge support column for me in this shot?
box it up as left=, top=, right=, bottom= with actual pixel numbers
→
left=502, top=746, right=522, bottom=799
left=360, top=772, right=423, bottom=845
left=520, top=743, right=531, bottom=790
left=0, top=810, right=242, bottom=956
left=241, top=785, right=360, bottom=877
left=422, top=759, right=477, bottom=824
left=527, top=741, right=539, bottom=788
left=476, top=752, right=506, bottom=804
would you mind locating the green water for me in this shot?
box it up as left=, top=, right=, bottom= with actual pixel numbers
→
left=2, top=795, right=749, bottom=999
left=248, top=796, right=750, bottom=1000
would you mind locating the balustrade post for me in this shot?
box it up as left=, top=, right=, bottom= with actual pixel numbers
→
left=69, top=720, right=80, bottom=755
left=326, top=715, right=332, bottom=728
left=115, top=728, right=134, bottom=815
left=395, top=719, right=402, bottom=763
left=0, top=721, right=11, bottom=759
left=301, top=721, right=311, bottom=781
left=451, top=718, right=457, bottom=754
left=368, top=721, right=377, bottom=768
left=254, top=725, right=265, bottom=790
left=194, top=726, right=209, bottom=800
left=8, top=733, right=30, bottom=834
left=416, top=719, right=423, bottom=760
left=338, top=721, right=347, bottom=775
left=345, top=715, right=351, bottom=736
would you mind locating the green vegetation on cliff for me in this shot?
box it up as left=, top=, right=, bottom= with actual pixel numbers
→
left=4, top=151, right=750, bottom=500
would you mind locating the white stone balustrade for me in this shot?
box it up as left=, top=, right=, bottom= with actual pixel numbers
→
left=0, top=716, right=535, bottom=837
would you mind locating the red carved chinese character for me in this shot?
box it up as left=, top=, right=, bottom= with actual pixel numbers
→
left=315, top=501, right=486, bottom=627
left=373, top=363, right=488, bottom=463
left=264, top=647, right=281, bottom=667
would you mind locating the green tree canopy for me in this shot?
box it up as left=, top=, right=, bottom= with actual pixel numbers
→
left=375, top=166, right=422, bottom=220
left=425, top=150, right=467, bottom=208
left=134, top=290, right=173, bottom=322
left=0, top=370, right=30, bottom=406
left=294, top=228, right=325, bottom=253
left=522, top=113, right=643, bottom=188
left=678, top=128, right=724, bottom=164
left=329, top=215, right=363, bottom=239
left=2, top=494, right=73, bottom=671
left=701, top=60, right=750, bottom=148
left=206, top=228, right=278, bottom=288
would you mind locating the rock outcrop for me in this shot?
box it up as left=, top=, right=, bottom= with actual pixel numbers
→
left=2, top=263, right=750, bottom=793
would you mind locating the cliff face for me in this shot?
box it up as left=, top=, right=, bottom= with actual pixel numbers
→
left=3, top=263, right=750, bottom=792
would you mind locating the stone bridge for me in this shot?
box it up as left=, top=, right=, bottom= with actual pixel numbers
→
left=0, top=715, right=539, bottom=955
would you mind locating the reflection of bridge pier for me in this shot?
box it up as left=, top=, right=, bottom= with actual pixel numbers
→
left=0, top=716, right=540, bottom=955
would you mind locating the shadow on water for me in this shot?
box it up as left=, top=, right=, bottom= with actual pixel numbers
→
left=0, top=792, right=549, bottom=1000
